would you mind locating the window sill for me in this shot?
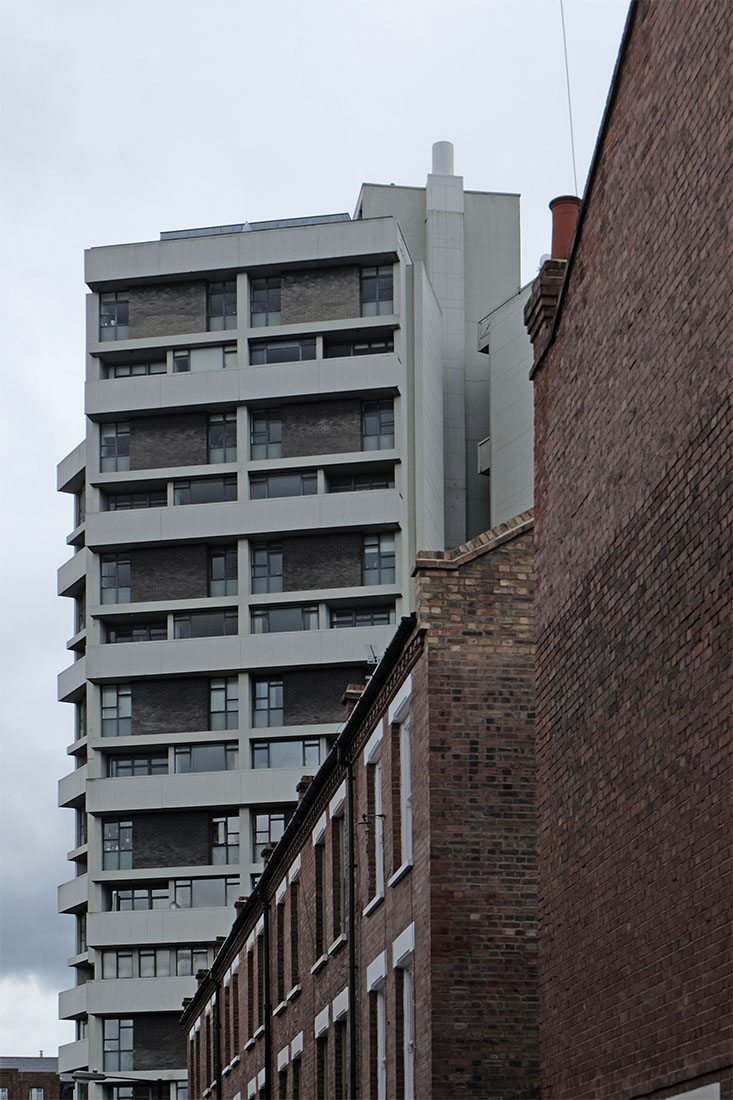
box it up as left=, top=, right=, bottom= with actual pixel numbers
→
left=254, top=1025, right=265, bottom=1041
left=287, top=984, right=302, bottom=1002
left=388, top=861, right=413, bottom=888
left=273, top=1000, right=287, bottom=1017
left=244, top=1038, right=255, bottom=1051
left=328, top=933, right=347, bottom=956
left=362, top=893, right=384, bottom=918
left=310, top=954, right=328, bottom=975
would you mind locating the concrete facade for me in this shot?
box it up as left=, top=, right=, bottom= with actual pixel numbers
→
left=527, top=3, right=732, bottom=1097
left=57, top=146, right=532, bottom=1097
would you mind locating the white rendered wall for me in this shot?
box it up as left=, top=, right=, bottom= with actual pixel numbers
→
left=485, top=285, right=534, bottom=526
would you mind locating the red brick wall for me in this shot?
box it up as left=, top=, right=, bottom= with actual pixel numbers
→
left=416, top=521, right=538, bottom=1097
left=532, top=2, right=732, bottom=1096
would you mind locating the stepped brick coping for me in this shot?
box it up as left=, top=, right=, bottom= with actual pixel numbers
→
left=413, top=510, right=534, bottom=573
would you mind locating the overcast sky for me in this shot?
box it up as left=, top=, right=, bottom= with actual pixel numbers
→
left=0, top=0, right=629, bottom=1056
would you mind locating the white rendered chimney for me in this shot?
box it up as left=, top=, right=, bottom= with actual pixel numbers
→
left=432, top=140, right=455, bottom=175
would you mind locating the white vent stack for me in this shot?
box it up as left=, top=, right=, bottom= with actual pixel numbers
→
left=431, top=141, right=455, bottom=175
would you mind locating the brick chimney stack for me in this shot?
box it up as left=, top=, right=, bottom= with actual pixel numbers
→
left=524, top=195, right=581, bottom=368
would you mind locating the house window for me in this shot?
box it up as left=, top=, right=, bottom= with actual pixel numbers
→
left=101, top=950, right=134, bottom=979
left=208, top=412, right=237, bottom=463
left=332, top=813, right=346, bottom=939
left=76, top=808, right=87, bottom=847
left=290, top=880, right=300, bottom=987
left=250, top=410, right=282, bottom=459
left=138, top=947, right=171, bottom=978
left=253, top=810, right=291, bottom=861
left=250, top=277, right=281, bottom=326
left=326, top=470, right=394, bottom=493
left=173, top=877, right=239, bottom=908
left=100, top=422, right=130, bottom=472
left=366, top=757, right=385, bottom=903
left=174, top=743, right=237, bottom=773
left=173, top=476, right=237, bottom=505
left=104, top=621, right=166, bottom=644
left=250, top=471, right=317, bottom=499
left=173, top=609, right=238, bottom=639
left=324, top=334, right=394, bottom=358
left=251, top=544, right=283, bottom=593
left=108, top=753, right=167, bottom=777
left=103, top=1017, right=134, bottom=1071
left=29, top=1088, right=45, bottom=1100
left=329, top=606, right=394, bottom=628
left=77, top=912, right=87, bottom=953
left=362, top=400, right=395, bottom=450
left=104, top=358, right=165, bottom=378
left=110, top=886, right=168, bottom=911
left=252, top=678, right=284, bottom=727
left=99, top=291, right=129, bottom=341
left=208, top=280, right=237, bottom=331
left=397, top=966, right=415, bottom=1099
left=316, top=1035, right=328, bottom=1100
left=211, top=815, right=240, bottom=864
left=370, top=988, right=387, bottom=1100
left=315, top=840, right=327, bottom=957
left=174, top=346, right=237, bottom=372
left=252, top=738, right=320, bottom=770
left=101, top=684, right=132, bottom=737
left=335, top=1018, right=348, bottom=1100
left=104, top=488, right=167, bottom=510
left=208, top=546, right=238, bottom=596
left=276, top=899, right=285, bottom=1005
left=251, top=605, right=318, bottom=634
left=249, top=338, right=316, bottom=364
left=363, top=534, right=396, bottom=585
left=360, top=266, right=393, bottom=316
left=209, top=677, right=238, bottom=730
left=175, top=947, right=210, bottom=976
left=101, top=554, right=131, bottom=604
left=398, top=715, right=413, bottom=867
left=102, top=820, right=133, bottom=869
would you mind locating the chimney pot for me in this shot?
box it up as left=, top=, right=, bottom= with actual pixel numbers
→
left=296, top=775, right=315, bottom=802
left=549, top=195, right=582, bottom=260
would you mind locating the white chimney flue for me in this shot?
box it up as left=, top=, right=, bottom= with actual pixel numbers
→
left=432, top=141, right=455, bottom=175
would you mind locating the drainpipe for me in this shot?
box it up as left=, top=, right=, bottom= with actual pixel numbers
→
left=340, top=744, right=358, bottom=1099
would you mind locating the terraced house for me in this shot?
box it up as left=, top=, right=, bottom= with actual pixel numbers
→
left=56, top=142, right=533, bottom=1097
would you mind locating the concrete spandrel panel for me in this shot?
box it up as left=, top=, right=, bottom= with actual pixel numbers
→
left=88, top=907, right=235, bottom=948
left=59, top=765, right=87, bottom=808
left=58, top=873, right=88, bottom=914
left=81, top=976, right=196, bottom=1015
left=58, top=548, right=89, bottom=597
left=85, top=216, right=401, bottom=286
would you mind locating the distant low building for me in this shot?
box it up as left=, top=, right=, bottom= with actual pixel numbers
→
left=181, top=512, right=538, bottom=1099
left=0, top=1056, right=73, bottom=1100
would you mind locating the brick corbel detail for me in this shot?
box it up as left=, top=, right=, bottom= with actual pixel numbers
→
left=523, top=259, right=566, bottom=369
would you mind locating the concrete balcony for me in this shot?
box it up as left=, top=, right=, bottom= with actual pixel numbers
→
left=58, top=440, right=86, bottom=493
left=83, top=621, right=395, bottom=680
left=58, top=873, right=88, bottom=914
left=59, top=765, right=87, bottom=808
left=58, top=1038, right=89, bottom=1072
left=88, top=906, right=235, bottom=949
left=87, top=766, right=309, bottom=815
left=84, top=486, right=403, bottom=549
left=62, top=976, right=195, bottom=1018
left=58, top=547, right=88, bottom=597
left=59, top=982, right=87, bottom=1019
left=58, top=656, right=87, bottom=702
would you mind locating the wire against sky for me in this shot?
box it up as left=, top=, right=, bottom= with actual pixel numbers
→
left=560, top=0, right=579, bottom=195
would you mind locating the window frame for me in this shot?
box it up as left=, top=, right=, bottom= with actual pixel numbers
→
left=207, top=280, right=237, bottom=331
